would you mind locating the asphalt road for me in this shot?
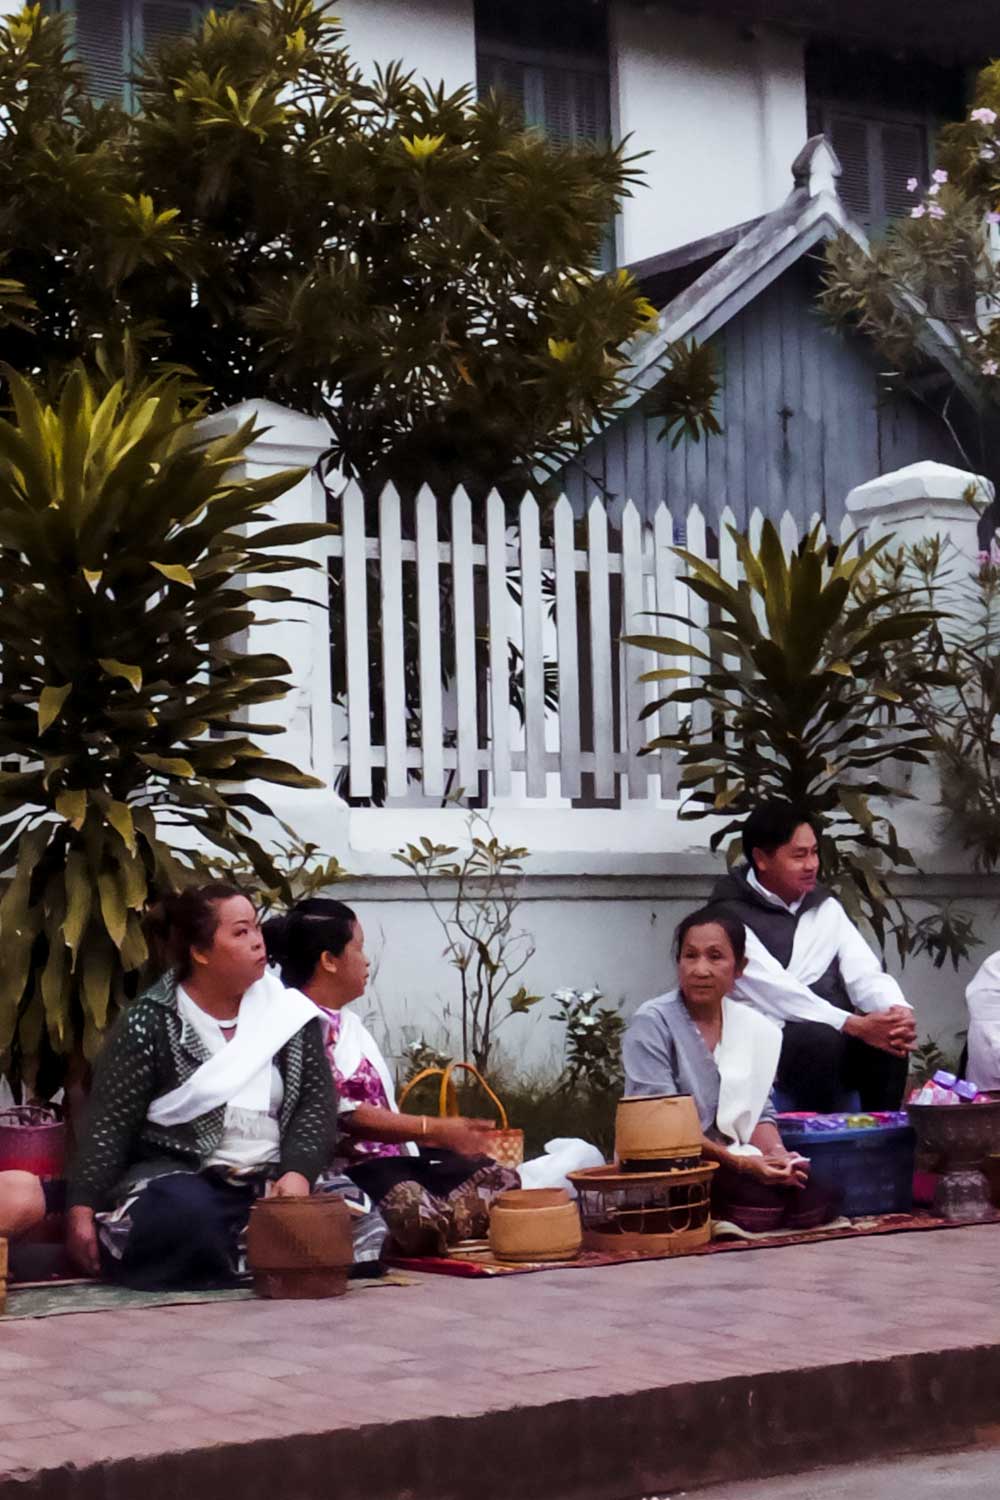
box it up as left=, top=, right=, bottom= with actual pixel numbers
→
left=648, top=1446, right=1000, bottom=1498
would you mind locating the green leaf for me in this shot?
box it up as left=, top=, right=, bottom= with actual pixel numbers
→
left=98, top=659, right=143, bottom=691
left=139, top=754, right=195, bottom=778
left=55, top=789, right=87, bottom=829
left=151, top=562, right=196, bottom=589
left=38, top=683, right=72, bottom=734
left=81, top=936, right=115, bottom=1033
left=62, top=849, right=94, bottom=965
left=97, top=867, right=128, bottom=950
left=105, top=800, right=137, bottom=854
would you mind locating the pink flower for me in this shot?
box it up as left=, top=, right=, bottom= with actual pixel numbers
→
left=929, top=204, right=946, bottom=219
left=906, top=176, right=919, bottom=192
left=972, top=107, right=999, bottom=125
left=932, top=168, right=949, bottom=184
left=987, top=211, right=1000, bottom=224
left=911, top=204, right=927, bottom=218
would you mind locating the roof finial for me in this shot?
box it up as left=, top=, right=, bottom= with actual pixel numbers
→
left=791, top=135, right=842, bottom=198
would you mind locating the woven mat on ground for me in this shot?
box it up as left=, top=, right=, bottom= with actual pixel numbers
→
left=386, top=1209, right=1000, bottom=1278
left=1, top=1270, right=415, bottom=1320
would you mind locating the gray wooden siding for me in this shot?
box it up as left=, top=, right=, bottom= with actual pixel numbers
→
left=562, top=261, right=965, bottom=528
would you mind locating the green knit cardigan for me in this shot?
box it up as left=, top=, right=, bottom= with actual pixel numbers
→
left=68, top=972, right=337, bottom=1210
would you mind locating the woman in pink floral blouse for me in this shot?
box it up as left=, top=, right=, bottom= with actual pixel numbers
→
left=263, top=899, right=518, bottom=1255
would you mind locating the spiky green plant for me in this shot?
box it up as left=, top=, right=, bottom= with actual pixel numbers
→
left=625, top=521, right=956, bottom=957
left=0, top=367, right=331, bottom=1090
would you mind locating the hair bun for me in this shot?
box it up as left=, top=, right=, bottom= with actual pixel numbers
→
left=261, top=911, right=292, bottom=966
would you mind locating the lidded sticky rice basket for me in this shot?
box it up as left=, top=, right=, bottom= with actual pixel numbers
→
left=247, top=1195, right=353, bottom=1299
left=488, top=1187, right=582, bottom=1263
left=615, top=1094, right=701, bottom=1172
left=568, top=1162, right=717, bottom=1255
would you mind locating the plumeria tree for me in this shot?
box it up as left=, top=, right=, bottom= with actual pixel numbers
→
left=0, top=0, right=718, bottom=496
left=821, top=73, right=1000, bottom=434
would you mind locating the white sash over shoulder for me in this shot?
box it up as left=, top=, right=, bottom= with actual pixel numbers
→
left=713, top=996, right=782, bottom=1156
left=147, top=972, right=319, bottom=1127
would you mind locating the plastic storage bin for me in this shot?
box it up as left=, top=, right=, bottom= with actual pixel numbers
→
left=777, top=1119, right=915, bottom=1217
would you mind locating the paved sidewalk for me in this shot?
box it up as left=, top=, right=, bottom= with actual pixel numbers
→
left=2, top=1226, right=1000, bottom=1499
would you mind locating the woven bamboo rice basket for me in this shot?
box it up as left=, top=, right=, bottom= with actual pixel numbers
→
left=247, top=1195, right=353, bottom=1300
left=568, top=1162, right=717, bottom=1255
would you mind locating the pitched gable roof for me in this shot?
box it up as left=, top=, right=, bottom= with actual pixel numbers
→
left=619, top=136, right=976, bottom=414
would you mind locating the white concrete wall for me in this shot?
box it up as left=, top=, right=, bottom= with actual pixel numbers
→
left=256, top=792, right=999, bottom=1079
left=336, top=0, right=476, bottom=96
left=610, top=5, right=807, bottom=263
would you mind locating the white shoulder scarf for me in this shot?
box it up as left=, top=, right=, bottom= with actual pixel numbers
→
left=147, top=971, right=319, bottom=1127
left=325, top=1007, right=419, bottom=1158
left=713, top=997, right=782, bottom=1155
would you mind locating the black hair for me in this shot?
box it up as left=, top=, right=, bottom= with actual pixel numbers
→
left=673, top=907, right=747, bottom=965
left=262, top=898, right=358, bottom=991
left=741, top=799, right=819, bottom=869
left=144, top=883, right=247, bottom=980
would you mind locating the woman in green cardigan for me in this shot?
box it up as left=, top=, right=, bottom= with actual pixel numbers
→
left=66, top=883, right=338, bottom=1289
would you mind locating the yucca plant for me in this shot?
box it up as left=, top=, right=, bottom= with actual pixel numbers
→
left=0, top=367, right=331, bottom=1093
left=625, top=521, right=955, bottom=956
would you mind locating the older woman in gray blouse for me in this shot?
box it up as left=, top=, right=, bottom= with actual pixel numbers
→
left=623, top=908, right=836, bottom=1230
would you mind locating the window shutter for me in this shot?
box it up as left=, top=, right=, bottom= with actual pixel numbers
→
left=879, top=121, right=927, bottom=220
left=479, top=57, right=608, bottom=148
left=140, top=0, right=201, bottom=58
left=542, top=68, right=575, bottom=144
left=826, top=108, right=929, bottom=229
left=477, top=53, right=526, bottom=113
left=71, top=0, right=128, bottom=103
left=828, top=114, right=873, bottom=224
left=542, top=68, right=608, bottom=146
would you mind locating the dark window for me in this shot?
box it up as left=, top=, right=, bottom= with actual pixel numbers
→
left=475, top=1, right=612, bottom=262
left=475, top=0, right=610, bottom=151
left=50, top=0, right=214, bottom=107
left=806, top=40, right=966, bottom=231
left=821, top=111, right=928, bottom=229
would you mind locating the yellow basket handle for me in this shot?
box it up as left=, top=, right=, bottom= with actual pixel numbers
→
left=397, top=1062, right=509, bottom=1130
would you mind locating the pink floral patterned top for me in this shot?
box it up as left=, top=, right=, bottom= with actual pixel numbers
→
left=319, top=1006, right=407, bottom=1163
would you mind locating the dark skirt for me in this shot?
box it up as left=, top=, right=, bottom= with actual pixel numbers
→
left=346, top=1147, right=495, bottom=1204
left=712, top=1162, right=840, bottom=1233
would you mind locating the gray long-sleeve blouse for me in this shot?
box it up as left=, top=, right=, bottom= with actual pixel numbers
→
left=622, top=989, right=777, bottom=1143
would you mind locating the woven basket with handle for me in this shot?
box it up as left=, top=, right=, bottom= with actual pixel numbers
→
left=398, top=1061, right=524, bottom=1169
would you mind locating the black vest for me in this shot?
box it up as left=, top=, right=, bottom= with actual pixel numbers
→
left=707, top=867, right=853, bottom=1014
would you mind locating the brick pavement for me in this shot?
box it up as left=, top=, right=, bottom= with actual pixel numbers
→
left=2, top=1226, right=1000, bottom=1499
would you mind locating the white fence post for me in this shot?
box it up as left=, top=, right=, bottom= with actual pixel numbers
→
left=846, top=461, right=993, bottom=562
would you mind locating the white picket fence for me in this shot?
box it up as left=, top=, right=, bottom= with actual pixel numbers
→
left=325, top=484, right=856, bottom=804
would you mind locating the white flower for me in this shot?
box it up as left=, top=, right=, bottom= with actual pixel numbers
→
left=932, top=168, right=949, bottom=184
left=987, top=211, right=1000, bottom=225
left=972, top=107, right=999, bottom=125
left=906, top=176, right=919, bottom=192
left=928, top=183, right=940, bottom=197
left=929, top=204, right=946, bottom=219
left=983, top=360, right=999, bottom=376
left=911, top=204, right=927, bottom=218
left=981, top=147, right=997, bottom=161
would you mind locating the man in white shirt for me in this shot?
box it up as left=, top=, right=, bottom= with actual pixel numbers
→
left=707, top=801, right=916, bottom=1112
left=965, top=952, right=1000, bottom=1092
